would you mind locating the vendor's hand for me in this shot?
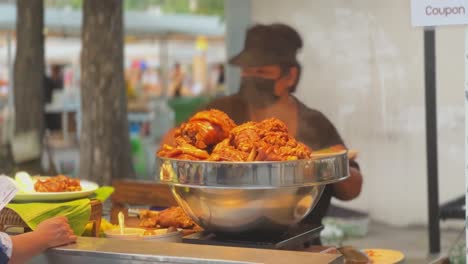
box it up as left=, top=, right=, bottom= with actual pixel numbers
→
left=348, top=149, right=358, bottom=160
left=34, top=216, right=77, bottom=248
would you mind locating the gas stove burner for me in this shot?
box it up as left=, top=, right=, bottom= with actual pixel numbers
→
left=183, top=224, right=324, bottom=250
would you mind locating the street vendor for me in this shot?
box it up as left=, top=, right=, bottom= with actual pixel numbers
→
left=161, top=23, right=362, bottom=237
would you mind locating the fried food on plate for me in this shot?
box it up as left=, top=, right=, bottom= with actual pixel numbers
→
left=139, top=207, right=200, bottom=230
left=34, top=175, right=82, bottom=192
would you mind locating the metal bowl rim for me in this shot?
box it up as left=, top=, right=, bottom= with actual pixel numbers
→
left=156, top=150, right=349, bottom=187
left=156, top=149, right=348, bottom=166
left=156, top=175, right=349, bottom=189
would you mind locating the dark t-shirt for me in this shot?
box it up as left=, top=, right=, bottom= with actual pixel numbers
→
left=200, top=93, right=360, bottom=227
left=0, top=251, right=8, bottom=264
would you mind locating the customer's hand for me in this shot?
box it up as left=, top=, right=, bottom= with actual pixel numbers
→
left=34, top=216, right=77, bottom=248
left=10, top=216, right=78, bottom=264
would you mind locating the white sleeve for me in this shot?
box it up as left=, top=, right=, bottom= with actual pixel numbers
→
left=0, top=232, right=12, bottom=259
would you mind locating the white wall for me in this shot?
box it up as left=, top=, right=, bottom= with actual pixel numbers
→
left=250, top=0, right=464, bottom=226
left=224, top=0, right=251, bottom=94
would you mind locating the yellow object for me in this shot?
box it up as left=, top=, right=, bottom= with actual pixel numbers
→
left=195, top=36, right=208, bottom=51
left=82, top=218, right=117, bottom=237
left=105, top=227, right=145, bottom=240
left=118, top=211, right=125, bottom=235
left=14, top=171, right=34, bottom=193
left=126, top=81, right=136, bottom=99
left=125, top=36, right=138, bottom=43
left=362, top=249, right=405, bottom=264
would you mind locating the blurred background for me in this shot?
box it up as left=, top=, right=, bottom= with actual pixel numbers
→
left=0, top=1, right=465, bottom=263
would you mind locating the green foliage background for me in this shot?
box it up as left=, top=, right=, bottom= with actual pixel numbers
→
left=45, top=0, right=224, bottom=18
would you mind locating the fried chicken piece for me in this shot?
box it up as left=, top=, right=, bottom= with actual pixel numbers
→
left=210, top=118, right=312, bottom=161
left=158, top=207, right=197, bottom=229
left=139, top=210, right=160, bottom=228
left=176, top=121, right=220, bottom=149
left=254, top=145, right=283, bottom=161
left=176, top=109, right=236, bottom=149
left=209, top=122, right=262, bottom=161
left=139, top=207, right=200, bottom=230
left=190, top=109, right=236, bottom=136
left=208, top=139, right=250, bottom=161
left=157, top=143, right=210, bottom=160
left=256, top=118, right=289, bottom=134
left=158, top=109, right=236, bottom=160
left=255, top=119, right=312, bottom=160
left=229, top=122, right=260, bottom=153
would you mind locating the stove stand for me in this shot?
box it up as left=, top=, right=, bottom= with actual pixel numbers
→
left=183, top=225, right=324, bottom=251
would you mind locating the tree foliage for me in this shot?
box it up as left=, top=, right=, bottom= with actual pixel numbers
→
left=45, top=0, right=224, bottom=17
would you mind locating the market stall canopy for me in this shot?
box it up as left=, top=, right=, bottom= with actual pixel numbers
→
left=0, top=3, right=225, bottom=39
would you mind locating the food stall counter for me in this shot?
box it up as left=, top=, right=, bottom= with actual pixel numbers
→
left=31, top=237, right=343, bottom=264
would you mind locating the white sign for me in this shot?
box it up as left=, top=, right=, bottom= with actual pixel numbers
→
left=411, top=0, right=468, bottom=26
left=464, top=27, right=468, bottom=264
left=0, top=175, right=17, bottom=211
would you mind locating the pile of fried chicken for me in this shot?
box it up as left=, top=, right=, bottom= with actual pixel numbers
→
left=34, top=175, right=82, bottom=192
left=158, top=109, right=313, bottom=161
left=139, top=207, right=202, bottom=230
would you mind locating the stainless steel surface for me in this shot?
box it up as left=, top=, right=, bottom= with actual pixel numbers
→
left=157, top=151, right=349, bottom=188
left=31, top=237, right=343, bottom=264
left=156, top=153, right=349, bottom=234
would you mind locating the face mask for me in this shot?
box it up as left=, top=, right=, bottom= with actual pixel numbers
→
left=239, top=77, right=280, bottom=109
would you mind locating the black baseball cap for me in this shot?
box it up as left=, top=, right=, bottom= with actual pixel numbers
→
left=229, top=23, right=303, bottom=67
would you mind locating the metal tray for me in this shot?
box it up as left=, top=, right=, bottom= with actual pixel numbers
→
left=156, top=151, right=349, bottom=188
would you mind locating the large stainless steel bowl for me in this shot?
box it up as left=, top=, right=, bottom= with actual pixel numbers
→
left=156, top=151, right=349, bottom=235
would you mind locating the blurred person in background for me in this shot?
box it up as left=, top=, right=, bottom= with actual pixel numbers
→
left=142, top=67, right=161, bottom=97
left=49, top=64, right=64, bottom=90
left=126, top=60, right=146, bottom=100
left=183, top=64, right=196, bottom=96
left=169, top=63, right=185, bottom=97
left=214, top=63, right=225, bottom=97
left=162, top=24, right=363, bottom=243
left=44, top=64, right=64, bottom=131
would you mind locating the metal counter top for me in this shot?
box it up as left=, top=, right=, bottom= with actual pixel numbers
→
left=32, top=237, right=343, bottom=264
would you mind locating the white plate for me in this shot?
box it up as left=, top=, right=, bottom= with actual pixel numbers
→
left=139, top=228, right=183, bottom=242
left=105, top=228, right=183, bottom=242
left=104, top=228, right=146, bottom=240
left=12, top=179, right=99, bottom=202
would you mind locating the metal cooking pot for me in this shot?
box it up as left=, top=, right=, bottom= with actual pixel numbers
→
left=157, top=151, right=348, bottom=234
